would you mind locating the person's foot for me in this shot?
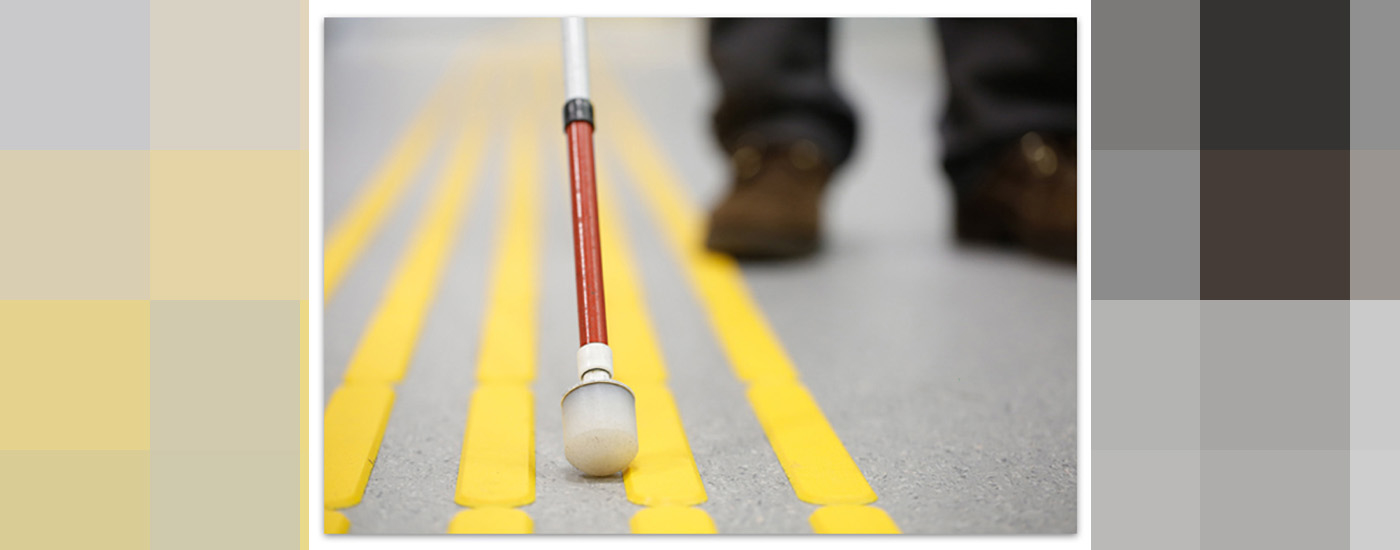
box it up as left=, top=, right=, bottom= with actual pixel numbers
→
left=705, top=140, right=832, bottom=259
left=955, top=132, right=1077, bottom=262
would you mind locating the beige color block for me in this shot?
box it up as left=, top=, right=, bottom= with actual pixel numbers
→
left=150, top=150, right=307, bottom=300
left=152, top=451, right=299, bottom=549
left=0, top=301, right=150, bottom=450
left=0, top=451, right=150, bottom=548
left=151, top=301, right=300, bottom=452
left=0, top=151, right=148, bottom=299
left=150, top=0, right=301, bottom=149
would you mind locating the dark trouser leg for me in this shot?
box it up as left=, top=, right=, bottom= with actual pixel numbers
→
left=708, top=18, right=857, bottom=167
left=936, top=18, right=1077, bottom=197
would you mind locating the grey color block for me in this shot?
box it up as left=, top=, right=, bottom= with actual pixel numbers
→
left=1351, top=151, right=1400, bottom=299
left=1201, top=450, right=1348, bottom=549
left=1351, top=451, right=1400, bottom=549
left=151, top=451, right=299, bottom=549
left=1092, top=151, right=1200, bottom=299
left=1201, top=301, right=1348, bottom=451
left=1092, top=0, right=1200, bottom=149
left=1093, top=300, right=1199, bottom=450
left=1352, top=0, right=1400, bottom=148
left=152, top=301, right=301, bottom=453
left=0, top=0, right=149, bottom=149
left=1094, top=450, right=1200, bottom=549
left=1350, top=301, right=1400, bottom=451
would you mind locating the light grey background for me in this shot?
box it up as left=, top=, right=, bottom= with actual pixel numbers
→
left=1351, top=451, right=1400, bottom=549
left=0, top=0, right=150, bottom=149
left=1092, top=0, right=1200, bottom=150
left=1349, top=301, right=1400, bottom=451
left=1093, top=300, right=1199, bottom=450
left=1092, top=151, right=1201, bottom=299
left=1201, top=450, right=1349, bottom=549
left=1094, top=450, right=1200, bottom=549
left=1201, top=300, right=1349, bottom=451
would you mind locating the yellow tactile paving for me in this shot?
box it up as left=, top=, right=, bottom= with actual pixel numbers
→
left=454, top=384, right=536, bottom=508
left=323, top=384, right=395, bottom=509
left=630, top=506, right=719, bottom=534
left=598, top=72, right=890, bottom=522
left=472, top=107, right=544, bottom=386
left=322, top=54, right=468, bottom=301
left=341, top=75, right=494, bottom=385
left=324, top=510, right=351, bottom=534
left=448, top=507, right=534, bottom=534
left=451, top=72, right=543, bottom=529
left=624, top=383, right=708, bottom=507
left=809, top=505, right=902, bottom=534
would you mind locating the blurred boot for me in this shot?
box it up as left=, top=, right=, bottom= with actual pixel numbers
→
left=705, top=140, right=831, bottom=258
left=956, top=132, right=1076, bottom=261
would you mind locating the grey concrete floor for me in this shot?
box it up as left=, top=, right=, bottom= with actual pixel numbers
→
left=324, top=18, right=1076, bottom=535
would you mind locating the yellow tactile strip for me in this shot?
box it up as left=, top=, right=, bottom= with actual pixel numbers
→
left=450, top=72, right=543, bottom=532
left=598, top=69, right=897, bottom=531
left=594, top=169, right=714, bottom=531
left=322, top=60, right=495, bottom=526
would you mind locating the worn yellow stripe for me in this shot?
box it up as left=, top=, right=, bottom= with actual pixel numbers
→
left=454, top=384, right=535, bottom=507
left=473, top=111, right=543, bottom=385
left=809, top=505, right=901, bottom=534
left=597, top=74, right=884, bottom=512
left=323, top=384, right=395, bottom=508
left=324, top=510, right=351, bottom=534
left=630, top=506, right=718, bottom=534
left=323, top=54, right=471, bottom=301
left=340, top=79, right=494, bottom=385
left=448, top=507, right=534, bottom=534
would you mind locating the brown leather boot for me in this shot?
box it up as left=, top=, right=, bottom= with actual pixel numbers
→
left=956, top=132, right=1077, bottom=262
left=705, top=140, right=832, bottom=259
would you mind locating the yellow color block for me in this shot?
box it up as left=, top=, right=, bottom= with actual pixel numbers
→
left=630, top=506, right=717, bottom=534
left=455, top=385, right=535, bottom=507
left=0, top=451, right=149, bottom=548
left=809, top=505, right=901, bottom=534
left=447, top=508, right=533, bottom=534
left=323, top=384, right=395, bottom=508
left=0, top=301, right=149, bottom=450
left=0, top=151, right=149, bottom=299
left=748, top=382, right=876, bottom=505
left=325, top=510, right=350, bottom=534
left=150, top=150, right=306, bottom=300
left=624, top=384, right=706, bottom=506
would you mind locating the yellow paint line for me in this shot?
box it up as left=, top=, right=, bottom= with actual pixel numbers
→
left=324, top=510, right=351, bottom=534
left=454, top=384, right=535, bottom=508
left=323, top=384, right=395, bottom=509
left=809, top=505, right=901, bottom=534
left=630, top=506, right=718, bottom=534
left=597, top=73, right=886, bottom=514
left=472, top=111, right=543, bottom=385
left=448, top=507, right=534, bottom=534
left=340, top=78, right=494, bottom=385
left=323, top=53, right=473, bottom=301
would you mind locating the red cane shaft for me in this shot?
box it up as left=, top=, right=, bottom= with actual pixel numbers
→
left=565, top=120, right=607, bottom=347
